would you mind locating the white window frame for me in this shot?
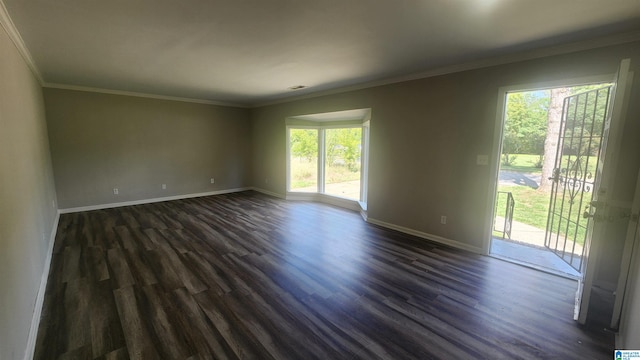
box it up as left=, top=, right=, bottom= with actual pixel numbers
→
left=287, top=123, right=369, bottom=210
left=360, top=120, right=370, bottom=208
left=286, top=126, right=320, bottom=193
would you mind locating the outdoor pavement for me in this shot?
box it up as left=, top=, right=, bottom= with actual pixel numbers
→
left=491, top=238, right=581, bottom=278
left=499, top=170, right=541, bottom=188
left=494, top=216, right=584, bottom=254
left=493, top=170, right=583, bottom=277
left=492, top=216, right=582, bottom=278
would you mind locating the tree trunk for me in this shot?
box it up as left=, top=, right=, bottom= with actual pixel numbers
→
left=539, top=87, right=571, bottom=191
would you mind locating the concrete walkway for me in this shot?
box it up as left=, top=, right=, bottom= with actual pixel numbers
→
left=494, top=216, right=584, bottom=254
left=491, top=238, right=581, bottom=278
left=499, top=170, right=541, bottom=189
left=492, top=216, right=583, bottom=278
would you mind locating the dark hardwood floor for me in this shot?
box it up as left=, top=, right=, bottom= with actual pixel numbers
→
left=34, top=191, right=613, bottom=359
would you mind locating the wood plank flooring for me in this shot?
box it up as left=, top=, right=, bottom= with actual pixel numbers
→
left=34, top=191, right=613, bottom=359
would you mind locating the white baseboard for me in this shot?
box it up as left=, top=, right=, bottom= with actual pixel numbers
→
left=250, top=187, right=285, bottom=199
left=366, top=217, right=483, bottom=254
left=24, top=211, right=60, bottom=360
left=59, top=187, right=251, bottom=214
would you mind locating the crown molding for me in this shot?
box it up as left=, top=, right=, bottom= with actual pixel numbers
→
left=39, top=26, right=640, bottom=109
left=40, top=29, right=640, bottom=109
left=0, top=0, right=246, bottom=108
left=252, top=30, right=640, bottom=108
left=43, top=83, right=249, bottom=108
left=2, top=0, right=638, bottom=110
left=0, top=0, right=43, bottom=84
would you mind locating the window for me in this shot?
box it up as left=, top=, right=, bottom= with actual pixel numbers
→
left=286, top=109, right=370, bottom=203
left=324, top=128, right=361, bottom=199
left=289, top=128, right=319, bottom=192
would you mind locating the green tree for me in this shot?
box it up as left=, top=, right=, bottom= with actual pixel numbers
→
left=539, top=84, right=611, bottom=191
left=290, top=129, right=318, bottom=161
left=503, top=91, right=550, bottom=165
left=326, top=128, right=362, bottom=172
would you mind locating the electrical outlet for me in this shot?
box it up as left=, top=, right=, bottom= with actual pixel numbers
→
left=440, top=216, right=447, bottom=224
left=162, top=184, right=166, bottom=190
left=210, top=178, right=215, bottom=184
left=113, top=188, right=119, bottom=195
left=265, top=177, right=269, bottom=184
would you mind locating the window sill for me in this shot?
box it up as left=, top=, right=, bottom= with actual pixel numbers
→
left=286, top=192, right=361, bottom=212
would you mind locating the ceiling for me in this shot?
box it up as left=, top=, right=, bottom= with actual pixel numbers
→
left=3, top=0, right=640, bottom=106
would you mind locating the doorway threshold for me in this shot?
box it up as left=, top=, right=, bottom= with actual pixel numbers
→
left=490, top=238, right=581, bottom=280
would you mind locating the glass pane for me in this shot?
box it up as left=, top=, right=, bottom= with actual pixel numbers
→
left=289, top=129, right=318, bottom=192
left=324, top=128, right=362, bottom=200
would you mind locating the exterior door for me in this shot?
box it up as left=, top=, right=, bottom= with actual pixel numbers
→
left=575, top=59, right=631, bottom=324
left=544, top=59, right=631, bottom=323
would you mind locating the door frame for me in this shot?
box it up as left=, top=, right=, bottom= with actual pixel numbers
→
left=483, top=74, right=613, bottom=256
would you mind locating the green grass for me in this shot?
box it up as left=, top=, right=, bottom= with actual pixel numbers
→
left=495, top=183, right=589, bottom=245
left=500, top=154, right=542, bottom=173
left=502, top=153, right=599, bottom=174
left=497, top=155, right=548, bottom=235
left=495, top=184, right=550, bottom=230
left=496, top=152, right=596, bottom=245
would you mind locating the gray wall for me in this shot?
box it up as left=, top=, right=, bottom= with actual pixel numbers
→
left=44, top=89, right=252, bottom=209
left=0, top=26, right=58, bottom=359
left=4, top=22, right=640, bottom=355
left=250, top=41, right=640, bottom=286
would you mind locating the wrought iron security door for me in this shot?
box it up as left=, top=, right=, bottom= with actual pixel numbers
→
left=544, top=86, right=612, bottom=272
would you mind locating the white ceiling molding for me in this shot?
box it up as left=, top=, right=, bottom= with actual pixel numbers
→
left=0, top=0, right=42, bottom=84
left=254, top=30, right=640, bottom=108
left=40, top=28, right=640, bottom=109
left=43, top=83, right=248, bottom=108
left=2, top=0, right=639, bottom=109
left=35, top=24, right=640, bottom=110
